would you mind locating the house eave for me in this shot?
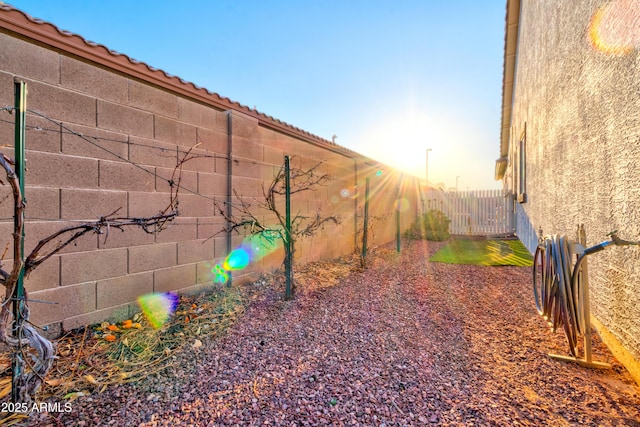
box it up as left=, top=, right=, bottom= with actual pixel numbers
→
left=496, top=0, right=521, bottom=180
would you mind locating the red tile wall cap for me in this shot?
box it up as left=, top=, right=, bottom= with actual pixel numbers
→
left=0, top=4, right=362, bottom=159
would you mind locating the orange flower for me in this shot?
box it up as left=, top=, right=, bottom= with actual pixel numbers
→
left=132, top=323, right=142, bottom=329
left=104, top=334, right=116, bottom=342
left=107, top=325, right=118, bottom=331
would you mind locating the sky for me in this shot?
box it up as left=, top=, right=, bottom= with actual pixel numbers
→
left=6, top=0, right=506, bottom=190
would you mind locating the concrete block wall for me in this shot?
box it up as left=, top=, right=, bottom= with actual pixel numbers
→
left=0, top=10, right=421, bottom=333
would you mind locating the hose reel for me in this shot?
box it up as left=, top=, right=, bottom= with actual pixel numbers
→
left=533, top=225, right=639, bottom=368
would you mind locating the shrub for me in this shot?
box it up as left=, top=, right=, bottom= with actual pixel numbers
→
left=405, top=210, right=451, bottom=241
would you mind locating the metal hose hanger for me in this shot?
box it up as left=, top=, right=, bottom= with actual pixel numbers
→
left=533, top=229, right=639, bottom=367
left=533, top=235, right=584, bottom=357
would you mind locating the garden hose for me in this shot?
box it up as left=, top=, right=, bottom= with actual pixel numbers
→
left=533, top=230, right=640, bottom=358
left=533, top=235, right=584, bottom=357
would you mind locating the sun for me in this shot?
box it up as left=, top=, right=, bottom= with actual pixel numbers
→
left=352, top=111, right=438, bottom=180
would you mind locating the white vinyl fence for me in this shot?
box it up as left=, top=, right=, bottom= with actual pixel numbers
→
left=515, top=201, right=538, bottom=254
left=424, top=189, right=515, bottom=236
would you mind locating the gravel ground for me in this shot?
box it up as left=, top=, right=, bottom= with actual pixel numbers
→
left=27, top=240, right=640, bottom=426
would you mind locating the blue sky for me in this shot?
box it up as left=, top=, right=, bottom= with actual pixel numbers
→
left=6, top=0, right=505, bottom=190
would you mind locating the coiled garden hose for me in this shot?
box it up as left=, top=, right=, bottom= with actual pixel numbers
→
left=533, top=235, right=583, bottom=357
left=533, top=230, right=640, bottom=358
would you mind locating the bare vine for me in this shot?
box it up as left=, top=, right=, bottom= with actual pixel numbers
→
left=214, top=158, right=340, bottom=294
left=0, top=139, right=198, bottom=403
left=357, top=211, right=394, bottom=267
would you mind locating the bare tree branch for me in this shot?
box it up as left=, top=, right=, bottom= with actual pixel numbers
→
left=21, top=209, right=178, bottom=276
left=0, top=140, right=198, bottom=404
left=0, top=153, right=25, bottom=307
left=213, top=157, right=340, bottom=296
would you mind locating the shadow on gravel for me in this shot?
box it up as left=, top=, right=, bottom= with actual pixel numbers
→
left=16, top=240, right=640, bottom=426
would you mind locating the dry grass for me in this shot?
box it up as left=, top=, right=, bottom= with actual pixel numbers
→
left=0, top=284, right=246, bottom=417
left=0, top=250, right=363, bottom=425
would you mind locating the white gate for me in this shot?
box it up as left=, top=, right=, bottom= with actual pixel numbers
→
left=424, top=189, right=515, bottom=236
left=515, top=201, right=538, bottom=254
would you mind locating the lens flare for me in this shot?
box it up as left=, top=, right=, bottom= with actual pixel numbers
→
left=241, top=232, right=281, bottom=261
left=223, top=247, right=251, bottom=270
left=137, top=292, right=179, bottom=329
left=394, top=198, right=411, bottom=212
left=340, top=187, right=358, bottom=199
left=211, top=264, right=229, bottom=283
left=375, top=170, right=383, bottom=176
left=212, top=230, right=283, bottom=283
left=589, top=0, right=640, bottom=55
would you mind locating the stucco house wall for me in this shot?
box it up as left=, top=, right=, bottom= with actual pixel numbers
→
left=0, top=6, right=421, bottom=335
left=497, top=0, right=640, bottom=381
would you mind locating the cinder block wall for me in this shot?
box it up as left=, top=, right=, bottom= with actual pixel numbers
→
left=506, top=0, right=640, bottom=369
left=0, top=8, right=421, bottom=334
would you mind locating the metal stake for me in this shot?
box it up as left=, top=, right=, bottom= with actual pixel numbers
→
left=548, top=226, right=610, bottom=369
left=396, top=174, right=402, bottom=253
left=284, top=156, right=292, bottom=299
left=361, top=177, right=370, bottom=266
left=11, top=79, right=27, bottom=403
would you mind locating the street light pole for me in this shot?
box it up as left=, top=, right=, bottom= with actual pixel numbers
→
left=425, top=148, right=432, bottom=187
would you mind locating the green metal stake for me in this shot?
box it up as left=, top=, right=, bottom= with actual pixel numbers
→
left=396, top=180, right=401, bottom=253
left=396, top=209, right=401, bottom=253
left=284, top=156, right=292, bottom=299
left=12, top=80, right=27, bottom=404
left=361, top=177, right=370, bottom=266
left=396, top=174, right=403, bottom=253
left=226, top=112, right=233, bottom=287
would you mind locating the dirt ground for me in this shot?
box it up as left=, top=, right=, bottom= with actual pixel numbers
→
left=18, top=240, right=640, bottom=426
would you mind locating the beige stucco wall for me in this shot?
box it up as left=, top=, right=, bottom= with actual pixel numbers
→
left=505, top=0, right=640, bottom=367
left=0, top=11, right=421, bottom=334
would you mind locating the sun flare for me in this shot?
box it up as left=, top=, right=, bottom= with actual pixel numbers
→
left=589, top=0, right=640, bottom=55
